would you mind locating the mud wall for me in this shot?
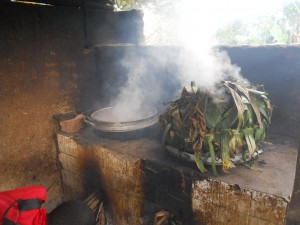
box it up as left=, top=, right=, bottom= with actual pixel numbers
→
left=0, top=5, right=83, bottom=209
left=0, top=3, right=143, bottom=211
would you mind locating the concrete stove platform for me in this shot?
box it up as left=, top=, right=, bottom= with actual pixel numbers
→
left=57, top=126, right=298, bottom=225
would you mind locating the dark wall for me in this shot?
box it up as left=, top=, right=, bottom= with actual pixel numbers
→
left=85, top=9, right=144, bottom=48
left=141, top=160, right=199, bottom=225
left=0, top=3, right=88, bottom=196
left=224, top=46, right=300, bottom=138
left=0, top=3, right=144, bottom=210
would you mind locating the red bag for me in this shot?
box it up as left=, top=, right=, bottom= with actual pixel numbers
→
left=0, top=186, right=47, bottom=225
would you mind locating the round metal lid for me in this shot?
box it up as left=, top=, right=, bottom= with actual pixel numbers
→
left=90, top=106, right=159, bottom=132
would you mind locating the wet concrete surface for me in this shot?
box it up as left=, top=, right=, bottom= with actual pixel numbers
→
left=73, top=126, right=299, bottom=199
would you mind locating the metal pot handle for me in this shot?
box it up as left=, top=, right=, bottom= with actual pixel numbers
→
left=84, top=116, right=96, bottom=126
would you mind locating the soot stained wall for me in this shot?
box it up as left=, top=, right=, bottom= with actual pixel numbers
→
left=0, top=4, right=89, bottom=210
left=0, top=3, right=143, bottom=210
left=142, top=160, right=196, bottom=225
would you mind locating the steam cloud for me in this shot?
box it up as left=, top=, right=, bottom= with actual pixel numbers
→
left=108, top=49, right=173, bottom=121
left=106, top=0, right=250, bottom=121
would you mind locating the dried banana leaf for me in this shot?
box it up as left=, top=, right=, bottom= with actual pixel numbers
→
left=234, top=82, right=262, bottom=126
left=159, top=80, right=272, bottom=175
left=223, top=82, right=245, bottom=129
left=243, top=127, right=256, bottom=155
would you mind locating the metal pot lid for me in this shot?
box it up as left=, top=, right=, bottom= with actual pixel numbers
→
left=90, top=106, right=159, bottom=132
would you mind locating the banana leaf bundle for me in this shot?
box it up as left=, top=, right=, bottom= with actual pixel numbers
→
left=159, top=80, right=273, bottom=175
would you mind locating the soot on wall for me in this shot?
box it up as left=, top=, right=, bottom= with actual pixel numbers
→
left=141, top=159, right=206, bottom=225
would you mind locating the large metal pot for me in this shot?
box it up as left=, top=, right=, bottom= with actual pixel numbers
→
left=85, top=106, right=159, bottom=137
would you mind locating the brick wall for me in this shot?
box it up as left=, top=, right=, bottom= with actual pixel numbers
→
left=56, top=134, right=144, bottom=225
left=57, top=134, right=291, bottom=225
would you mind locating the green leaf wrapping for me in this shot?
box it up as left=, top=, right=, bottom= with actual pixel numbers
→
left=194, top=152, right=207, bottom=173
left=243, top=128, right=256, bottom=155
left=223, top=83, right=245, bottom=129
left=205, top=134, right=218, bottom=176
left=220, top=131, right=234, bottom=171
left=159, top=80, right=272, bottom=174
left=234, top=83, right=262, bottom=126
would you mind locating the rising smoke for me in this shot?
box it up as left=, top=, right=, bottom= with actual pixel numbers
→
left=106, top=0, right=250, bottom=121
left=107, top=48, right=179, bottom=121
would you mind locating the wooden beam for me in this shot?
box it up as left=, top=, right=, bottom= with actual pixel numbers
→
left=1, top=0, right=114, bottom=10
